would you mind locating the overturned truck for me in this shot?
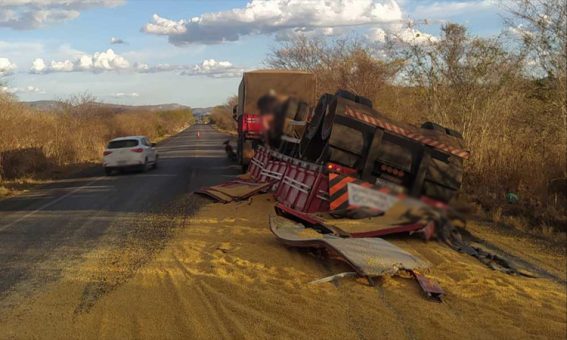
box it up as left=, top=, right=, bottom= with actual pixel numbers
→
left=263, top=89, right=469, bottom=206
left=296, top=92, right=469, bottom=203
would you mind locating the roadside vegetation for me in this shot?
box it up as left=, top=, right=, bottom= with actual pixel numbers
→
left=209, top=95, right=238, bottom=133
left=0, top=93, right=193, bottom=194
left=217, top=0, right=566, bottom=231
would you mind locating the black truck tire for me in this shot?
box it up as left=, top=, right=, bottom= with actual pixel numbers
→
left=299, top=94, right=335, bottom=162
left=335, top=90, right=373, bottom=108
left=356, top=95, right=373, bottom=108
left=320, top=97, right=339, bottom=141
left=335, top=90, right=357, bottom=102
left=238, top=137, right=254, bottom=173
left=305, top=94, right=333, bottom=140
left=421, top=121, right=464, bottom=139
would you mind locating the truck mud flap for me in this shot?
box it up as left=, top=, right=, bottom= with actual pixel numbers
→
left=196, top=180, right=273, bottom=203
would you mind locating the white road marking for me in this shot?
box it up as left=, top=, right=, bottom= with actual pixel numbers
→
left=0, top=176, right=105, bottom=232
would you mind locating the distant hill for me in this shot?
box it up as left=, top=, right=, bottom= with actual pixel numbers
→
left=23, top=100, right=62, bottom=112
left=192, top=107, right=214, bottom=116
left=23, top=100, right=191, bottom=113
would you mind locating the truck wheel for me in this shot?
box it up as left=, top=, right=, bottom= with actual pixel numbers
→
left=335, top=90, right=357, bottom=102
left=239, top=139, right=254, bottom=173
left=421, top=122, right=463, bottom=139
left=321, top=97, right=338, bottom=140
left=299, top=126, right=326, bottom=162
left=306, top=94, right=333, bottom=140
left=356, top=95, right=373, bottom=108
left=336, top=90, right=372, bottom=108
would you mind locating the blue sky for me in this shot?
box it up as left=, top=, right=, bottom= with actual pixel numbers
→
left=0, top=0, right=506, bottom=107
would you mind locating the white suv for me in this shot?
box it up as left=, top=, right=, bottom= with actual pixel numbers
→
left=103, top=136, right=158, bottom=175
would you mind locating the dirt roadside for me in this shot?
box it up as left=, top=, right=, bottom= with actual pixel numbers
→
left=0, top=193, right=565, bottom=339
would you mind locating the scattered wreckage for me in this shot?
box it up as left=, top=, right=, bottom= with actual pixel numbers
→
left=198, top=70, right=534, bottom=302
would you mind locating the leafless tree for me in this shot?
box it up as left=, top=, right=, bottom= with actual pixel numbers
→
left=505, top=0, right=567, bottom=176
left=266, top=35, right=402, bottom=100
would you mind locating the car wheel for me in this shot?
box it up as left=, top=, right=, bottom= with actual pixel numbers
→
left=141, top=158, right=149, bottom=172
left=152, top=156, right=159, bottom=169
left=104, top=168, right=113, bottom=176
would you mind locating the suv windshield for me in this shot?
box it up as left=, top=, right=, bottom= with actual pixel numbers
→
left=107, top=139, right=139, bottom=149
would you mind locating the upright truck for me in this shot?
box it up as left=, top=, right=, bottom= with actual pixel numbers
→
left=234, top=70, right=316, bottom=170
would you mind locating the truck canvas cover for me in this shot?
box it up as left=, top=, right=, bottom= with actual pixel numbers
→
left=237, top=70, right=316, bottom=116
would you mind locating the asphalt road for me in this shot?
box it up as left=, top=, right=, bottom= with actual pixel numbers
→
left=0, top=124, right=240, bottom=301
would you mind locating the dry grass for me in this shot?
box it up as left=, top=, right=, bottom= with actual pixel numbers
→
left=0, top=94, right=193, bottom=187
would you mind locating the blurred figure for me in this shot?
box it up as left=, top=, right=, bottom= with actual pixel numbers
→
left=257, top=90, right=286, bottom=148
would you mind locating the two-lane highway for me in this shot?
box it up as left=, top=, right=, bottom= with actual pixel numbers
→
left=0, top=124, right=239, bottom=301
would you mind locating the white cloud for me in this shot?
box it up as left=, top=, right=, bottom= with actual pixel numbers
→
left=411, top=1, right=496, bottom=19
left=368, top=24, right=438, bottom=44
left=183, top=59, right=243, bottom=78
left=507, top=24, right=533, bottom=39
left=0, top=57, right=17, bottom=75
left=1, top=85, right=44, bottom=94
left=110, top=37, right=126, bottom=44
left=0, top=0, right=124, bottom=29
left=30, top=48, right=130, bottom=73
left=0, top=1, right=121, bottom=5
left=112, top=92, right=139, bottom=98
left=30, top=58, right=47, bottom=73
left=396, top=26, right=438, bottom=43
left=134, top=63, right=179, bottom=73
left=142, top=0, right=403, bottom=45
left=29, top=51, right=243, bottom=78
left=367, top=27, right=388, bottom=42
left=135, top=59, right=244, bottom=78
left=92, top=49, right=129, bottom=70
left=275, top=26, right=344, bottom=41
left=142, top=14, right=187, bottom=35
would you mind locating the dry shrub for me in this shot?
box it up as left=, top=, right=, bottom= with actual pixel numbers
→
left=267, top=36, right=401, bottom=101
left=210, top=96, right=237, bottom=132
left=394, top=22, right=566, bottom=228
left=0, top=93, right=193, bottom=181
